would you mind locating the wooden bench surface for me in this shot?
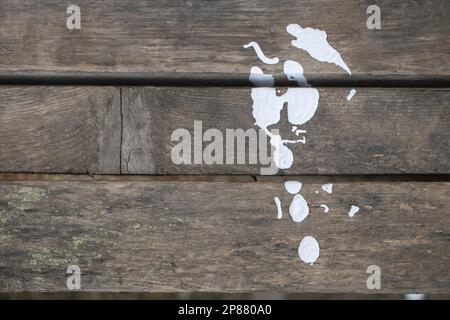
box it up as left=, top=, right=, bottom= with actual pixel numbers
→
left=1, top=180, right=449, bottom=293
left=0, top=86, right=448, bottom=175
left=0, top=0, right=448, bottom=294
left=0, top=0, right=449, bottom=84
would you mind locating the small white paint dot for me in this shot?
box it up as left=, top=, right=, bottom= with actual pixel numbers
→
left=348, top=205, right=360, bottom=217
left=298, top=236, right=320, bottom=264
left=289, top=194, right=309, bottom=223
left=346, top=88, right=357, bottom=101
left=284, top=181, right=302, bottom=194
left=321, top=183, right=333, bottom=194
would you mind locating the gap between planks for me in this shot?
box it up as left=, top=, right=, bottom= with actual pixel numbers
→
left=0, top=173, right=449, bottom=183
left=0, top=74, right=450, bottom=87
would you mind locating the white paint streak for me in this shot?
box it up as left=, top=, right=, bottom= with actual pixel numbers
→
left=348, top=205, right=360, bottom=217
left=321, top=183, right=333, bottom=194
left=320, top=204, right=329, bottom=213
left=274, top=196, right=282, bottom=219
left=284, top=181, right=302, bottom=194
left=249, top=66, right=274, bottom=87
left=347, top=89, right=356, bottom=101
left=289, top=194, right=309, bottom=223
left=284, top=60, right=308, bottom=86
left=243, top=41, right=279, bottom=65
left=286, top=24, right=351, bottom=75
left=298, top=236, right=320, bottom=264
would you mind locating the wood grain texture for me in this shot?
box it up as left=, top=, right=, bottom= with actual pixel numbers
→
left=0, top=180, right=448, bottom=292
left=0, top=0, right=448, bottom=82
left=0, top=87, right=121, bottom=174
left=123, top=87, right=450, bottom=175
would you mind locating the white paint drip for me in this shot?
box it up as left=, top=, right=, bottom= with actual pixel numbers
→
left=289, top=194, right=309, bottom=223
left=249, top=66, right=274, bottom=87
left=286, top=24, right=351, bottom=75
left=298, top=236, right=320, bottom=264
left=291, top=125, right=297, bottom=132
left=284, top=60, right=308, bottom=86
left=348, top=205, right=360, bottom=217
left=284, top=181, right=302, bottom=194
left=320, top=204, right=329, bottom=213
left=243, top=41, right=279, bottom=65
left=251, top=87, right=319, bottom=169
left=346, top=89, right=356, bottom=101
left=274, top=196, right=282, bottom=219
left=321, top=183, right=333, bottom=194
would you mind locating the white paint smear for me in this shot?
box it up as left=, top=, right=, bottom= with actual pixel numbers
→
left=249, top=66, right=274, bottom=87
left=298, top=236, right=320, bottom=264
left=320, top=204, right=329, bottom=213
left=321, top=183, right=333, bottom=194
left=348, top=205, right=360, bottom=217
left=289, top=194, right=309, bottom=223
left=286, top=24, right=351, bottom=75
left=284, top=60, right=308, bottom=86
left=274, top=196, right=282, bottom=219
left=347, top=89, right=356, bottom=101
left=243, top=41, right=279, bottom=65
left=284, top=181, right=302, bottom=194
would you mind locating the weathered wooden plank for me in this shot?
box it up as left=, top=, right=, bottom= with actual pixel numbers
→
left=0, top=87, right=121, bottom=174
left=0, top=0, right=448, bottom=82
left=123, top=87, right=450, bottom=175
left=0, top=180, right=448, bottom=292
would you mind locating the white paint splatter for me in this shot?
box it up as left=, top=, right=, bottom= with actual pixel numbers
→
left=315, top=190, right=319, bottom=194
left=291, top=125, right=297, bottom=132
left=249, top=66, right=274, bottom=87
left=286, top=24, right=351, bottom=75
left=346, top=88, right=356, bottom=101
left=284, top=181, right=302, bottom=194
left=274, top=196, right=282, bottom=219
left=298, top=236, right=320, bottom=264
left=270, top=134, right=294, bottom=169
left=251, top=87, right=319, bottom=169
left=348, top=205, right=360, bottom=217
left=321, top=183, right=333, bottom=194
left=243, top=41, right=279, bottom=65
left=284, top=60, right=308, bottom=86
left=285, top=88, right=320, bottom=125
left=289, top=194, right=309, bottom=223
left=320, top=204, right=329, bottom=213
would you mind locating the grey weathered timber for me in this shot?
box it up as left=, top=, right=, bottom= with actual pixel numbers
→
left=0, top=86, right=121, bottom=173
left=122, top=87, right=450, bottom=175
left=0, top=0, right=448, bottom=83
left=0, top=87, right=448, bottom=175
left=0, top=180, right=448, bottom=292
